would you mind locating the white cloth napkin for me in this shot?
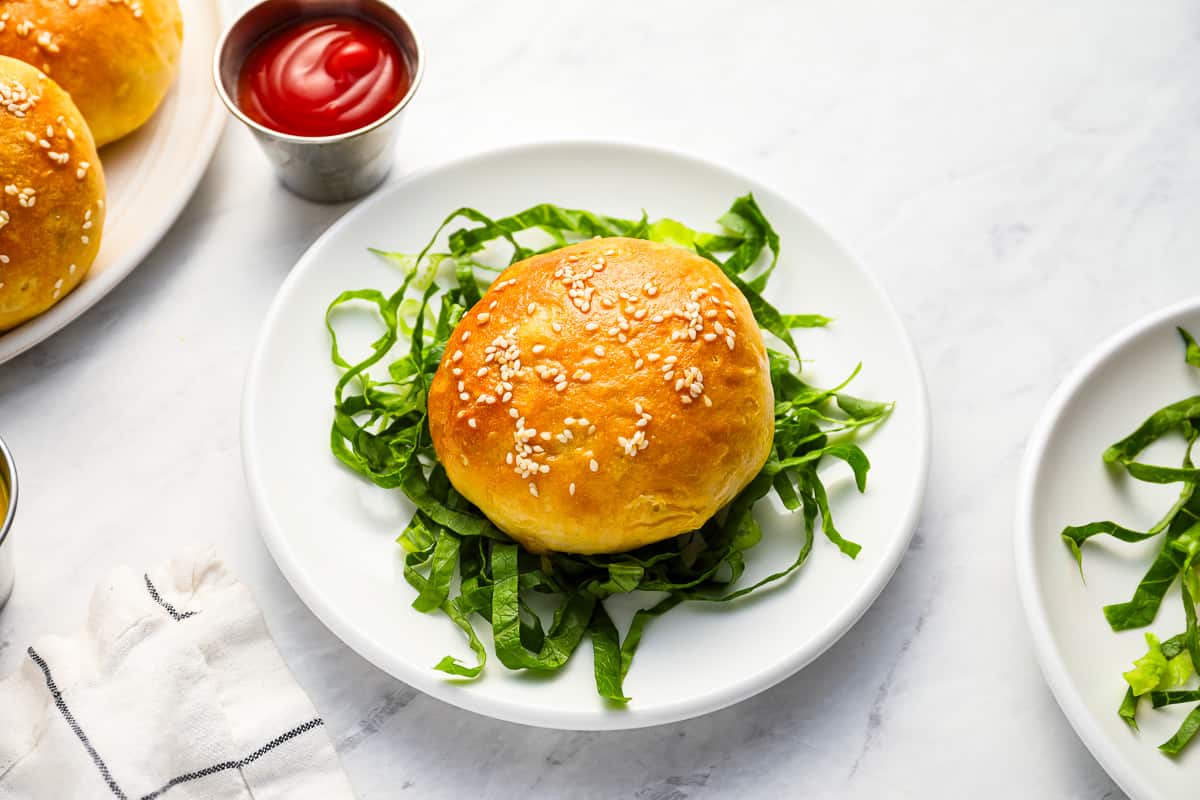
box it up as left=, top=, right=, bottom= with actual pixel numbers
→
left=0, top=550, right=355, bottom=799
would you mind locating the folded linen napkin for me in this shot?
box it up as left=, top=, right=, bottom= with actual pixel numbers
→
left=0, top=550, right=355, bottom=799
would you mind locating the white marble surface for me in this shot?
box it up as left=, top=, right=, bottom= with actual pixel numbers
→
left=4, top=0, right=1198, bottom=795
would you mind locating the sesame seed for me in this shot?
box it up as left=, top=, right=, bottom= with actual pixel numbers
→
left=594, top=346, right=605, bottom=357
left=585, top=322, right=599, bottom=332
left=457, top=380, right=465, bottom=392
left=53, top=278, right=62, bottom=289
left=588, top=425, right=596, bottom=435
left=552, top=322, right=562, bottom=333
left=506, top=452, right=514, bottom=464
left=452, top=367, right=463, bottom=376
left=540, top=431, right=551, bottom=441
left=81, top=235, right=88, bottom=244
left=68, top=263, right=76, bottom=274
left=477, top=312, right=491, bottom=323
left=452, top=350, right=463, bottom=362
left=531, top=344, right=546, bottom=354
left=569, top=483, right=576, bottom=496
left=555, top=383, right=567, bottom=392
left=589, top=459, right=599, bottom=472
left=462, top=331, right=471, bottom=341
left=703, top=333, right=718, bottom=342
left=529, top=483, right=539, bottom=497
left=703, top=396, right=713, bottom=407
left=467, top=418, right=477, bottom=429
left=527, top=302, right=536, bottom=314
left=646, top=353, right=660, bottom=362
left=634, top=358, right=644, bottom=369
left=459, top=392, right=470, bottom=401
left=578, top=418, right=591, bottom=426
left=509, top=408, right=519, bottom=418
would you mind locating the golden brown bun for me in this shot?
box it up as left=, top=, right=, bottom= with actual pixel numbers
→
left=427, top=237, right=775, bottom=555
left=0, top=0, right=183, bottom=146
left=0, top=56, right=105, bottom=332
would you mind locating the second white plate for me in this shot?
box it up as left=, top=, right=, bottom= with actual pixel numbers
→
left=243, top=141, right=930, bottom=729
left=1018, top=298, right=1200, bottom=800
left=0, top=0, right=226, bottom=364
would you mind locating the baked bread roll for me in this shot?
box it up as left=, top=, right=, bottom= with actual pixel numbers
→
left=0, top=56, right=105, bottom=332
left=0, top=0, right=183, bottom=146
left=428, top=237, right=775, bottom=555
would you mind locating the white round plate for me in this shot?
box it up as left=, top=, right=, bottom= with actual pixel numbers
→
left=1017, top=298, right=1200, bottom=799
left=243, top=141, right=930, bottom=730
left=0, top=0, right=225, bottom=364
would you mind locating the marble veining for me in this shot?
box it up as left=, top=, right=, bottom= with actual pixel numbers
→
left=5, top=0, right=1200, bottom=795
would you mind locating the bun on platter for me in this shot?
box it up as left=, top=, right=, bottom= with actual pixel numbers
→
left=427, top=237, right=775, bottom=555
left=0, top=0, right=183, bottom=146
left=0, top=55, right=105, bottom=332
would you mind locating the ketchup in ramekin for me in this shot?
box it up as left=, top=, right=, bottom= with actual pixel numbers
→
left=237, top=16, right=411, bottom=138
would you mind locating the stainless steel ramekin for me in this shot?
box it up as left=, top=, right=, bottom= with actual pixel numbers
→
left=213, top=0, right=424, bottom=203
left=0, top=435, right=17, bottom=611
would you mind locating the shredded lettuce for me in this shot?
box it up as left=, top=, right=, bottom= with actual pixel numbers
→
left=326, top=195, right=890, bottom=701
left=1124, top=633, right=1193, bottom=696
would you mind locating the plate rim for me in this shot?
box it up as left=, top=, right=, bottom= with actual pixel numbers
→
left=242, top=138, right=932, bottom=730
left=0, top=0, right=227, bottom=365
left=1015, top=295, right=1200, bottom=800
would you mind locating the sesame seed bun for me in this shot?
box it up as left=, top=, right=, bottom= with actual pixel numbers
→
left=0, top=55, right=105, bottom=333
left=0, top=0, right=183, bottom=147
left=427, top=237, right=775, bottom=555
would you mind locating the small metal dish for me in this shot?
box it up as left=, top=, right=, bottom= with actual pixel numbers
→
left=213, top=0, right=424, bottom=203
left=0, top=435, right=18, bottom=610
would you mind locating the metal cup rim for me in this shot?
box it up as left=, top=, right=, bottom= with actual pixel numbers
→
left=211, top=0, right=425, bottom=146
left=0, top=435, right=16, bottom=551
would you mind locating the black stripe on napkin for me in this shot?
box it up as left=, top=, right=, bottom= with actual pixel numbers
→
left=27, top=647, right=325, bottom=799
left=143, top=574, right=197, bottom=621
left=138, top=719, right=326, bottom=800
left=27, top=646, right=127, bottom=799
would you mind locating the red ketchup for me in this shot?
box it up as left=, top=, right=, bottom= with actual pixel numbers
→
left=237, top=16, right=410, bottom=137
